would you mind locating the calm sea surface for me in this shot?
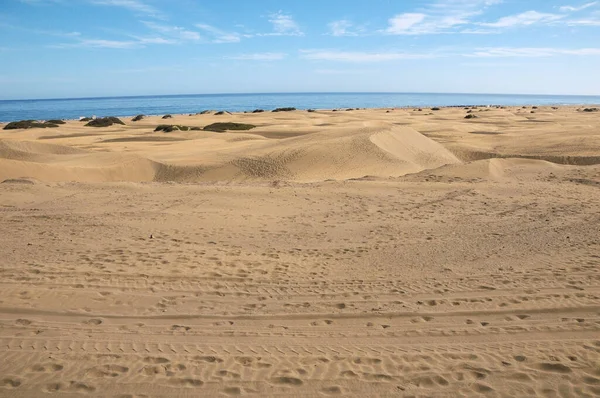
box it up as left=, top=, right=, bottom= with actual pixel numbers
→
left=1, top=92, right=599, bottom=122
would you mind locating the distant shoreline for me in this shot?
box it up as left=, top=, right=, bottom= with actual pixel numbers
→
left=1, top=92, right=599, bottom=123
left=1, top=105, right=600, bottom=126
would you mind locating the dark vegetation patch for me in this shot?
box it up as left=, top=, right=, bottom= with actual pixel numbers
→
left=469, top=131, right=502, bottom=135
left=307, top=109, right=316, bottom=112
left=272, top=107, right=296, bottom=112
left=154, top=124, right=201, bottom=132
left=79, top=117, right=92, bottom=122
left=132, top=114, right=144, bottom=121
left=465, top=114, right=478, bottom=119
left=3, top=120, right=59, bottom=130
left=162, top=114, right=172, bottom=119
left=203, top=122, right=256, bottom=132
left=252, top=109, right=265, bottom=113
left=46, top=119, right=66, bottom=124
left=583, top=108, right=599, bottom=112
left=431, top=107, right=441, bottom=111
left=84, top=117, right=125, bottom=127
left=215, top=111, right=232, bottom=115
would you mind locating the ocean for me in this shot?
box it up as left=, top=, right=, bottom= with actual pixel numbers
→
left=1, top=92, right=599, bottom=123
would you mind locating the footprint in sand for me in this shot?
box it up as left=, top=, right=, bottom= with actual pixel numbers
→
left=321, top=386, right=343, bottom=395
left=168, top=378, right=204, bottom=387
left=271, top=376, right=303, bottom=386
left=82, top=318, right=103, bottom=326
left=85, top=364, right=129, bottom=378
left=45, top=381, right=96, bottom=393
left=1, top=377, right=22, bottom=389
left=223, top=386, right=242, bottom=395
left=28, top=363, right=64, bottom=373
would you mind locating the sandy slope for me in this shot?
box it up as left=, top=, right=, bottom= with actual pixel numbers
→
left=0, top=106, right=599, bottom=397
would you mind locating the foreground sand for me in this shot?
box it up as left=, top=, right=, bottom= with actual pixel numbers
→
left=0, top=106, right=599, bottom=397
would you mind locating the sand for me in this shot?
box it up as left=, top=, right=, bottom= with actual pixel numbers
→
left=0, top=106, right=599, bottom=397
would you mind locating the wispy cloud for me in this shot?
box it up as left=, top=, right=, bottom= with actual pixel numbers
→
left=466, top=47, right=600, bottom=57
left=300, top=49, right=438, bottom=62
left=261, top=11, right=303, bottom=36
left=225, top=52, right=286, bottom=61
left=384, top=0, right=502, bottom=35
left=479, top=11, right=564, bottom=28
left=90, top=0, right=162, bottom=18
left=52, top=38, right=140, bottom=49
left=195, top=24, right=241, bottom=43
left=328, top=20, right=365, bottom=36
left=141, top=21, right=201, bottom=41
left=565, top=17, right=600, bottom=25
left=559, top=1, right=598, bottom=12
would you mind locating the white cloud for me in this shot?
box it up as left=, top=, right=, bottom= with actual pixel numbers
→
left=466, top=47, right=600, bottom=57
left=384, top=0, right=502, bottom=35
left=90, top=0, right=161, bottom=17
left=559, top=2, right=598, bottom=12
left=300, top=49, right=438, bottom=62
left=225, top=52, right=286, bottom=61
left=195, top=24, right=241, bottom=43
left=385, top=13, right=427, bottom=34
left=328, top=20, right=363, bottom=36
left=565, top=18, right=600, bottom=25
left=142, top=21, right=201, bottom=41
left=52, top=38, right=140, bottom=49
left=265, top=11, right=303, bottom=36
left=480, top=11, right=564, bottom=27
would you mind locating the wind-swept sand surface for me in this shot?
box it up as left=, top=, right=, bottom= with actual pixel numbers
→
left=1, top=106, right=599, bottom=396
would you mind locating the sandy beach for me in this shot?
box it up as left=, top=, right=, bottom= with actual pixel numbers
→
left=1, top=106, right=599, bottom=397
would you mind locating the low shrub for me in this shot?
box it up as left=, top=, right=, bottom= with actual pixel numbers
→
left=132, top=114, right=144, bottom=121
left=46, top=119, right=66, bottom=124
left=154, top=124, right=192, bottom=132
left=272, top=107, right=296, bottom=112
left=3, top=120, right=59, bottom=130
left=464, top=114, right=478, bottom=119
left=307, top=109, right=316, bottom=112
left=583, top=108, right=599, bottom=112
left=203, top=122, right=256, bottom=132
left=252, top=109, right=265, bottom=113
left=162, top=114, right=172, bottom=119
left=85, top=117, right=125, bottom=127
left=431, top=107, right=441, bottom=111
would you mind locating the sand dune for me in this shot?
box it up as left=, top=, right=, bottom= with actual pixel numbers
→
left=0, top=106, right=599, bottom=397
left=1, top=123, right=463, bottom=183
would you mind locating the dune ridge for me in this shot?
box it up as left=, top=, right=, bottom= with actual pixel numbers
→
left=1, top=125, right=463, bottom=183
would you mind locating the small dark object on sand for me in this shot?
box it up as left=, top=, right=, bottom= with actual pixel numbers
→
left=132, top=114, right=144, bottom=121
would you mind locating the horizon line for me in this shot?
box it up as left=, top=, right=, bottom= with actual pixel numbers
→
left=2, top=91, right=600, bottom=102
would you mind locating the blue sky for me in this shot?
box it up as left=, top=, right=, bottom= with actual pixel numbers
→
left=1, top=0, right=599, bottom=99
